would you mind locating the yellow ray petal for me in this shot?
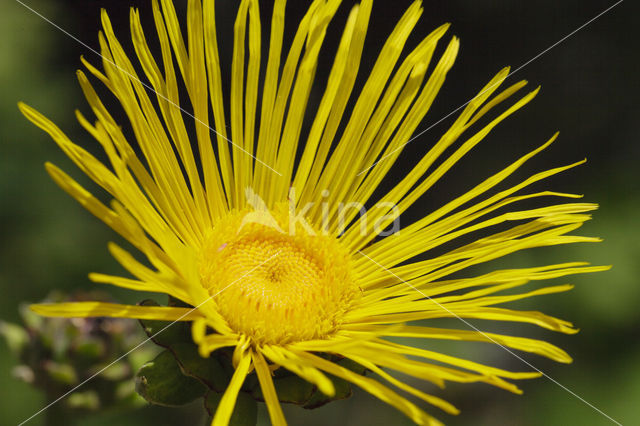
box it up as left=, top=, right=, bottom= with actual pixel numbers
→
left=350, top=284, right=574, bottom=320
left=352, top=306, right=578, bottom=334
left=298, top=0, right=423, bottom=207
left=350, top=325, right=572, bottom=363
left=338, top=343, right=526, bottom=394
left=262, top=0, right=330, bottom=205
left=88, top=272, right=163, bottom=293
left=30, top=302, right=202, bottom=321
left=313, top=24, right=450, bottom=227
left=100, top=10, right=206, bottom=243
left=19, top=103, right=119, bottom=197
left=186, top=0, right=228, bottom=220
left=253, top=0, right=286, bottom=195
left=355, top=137, right=584, bottom=266
left=230, top=0, right=251, bottom=206
left=107, top=243, right=180, bottom=294
left=197, top=334, right=240, bottom=358
left=42, top=162, right=128, bottom=239
left=358, top=261, right=597, bottom=305
left=347, top=85, right=541, bottom=251
left=80, top=55, right=112, bottom=90
left=332, top=35, right=460, bottom=232
left=369, top=339, right=541, bottom=381
left=357, top=218, right=599, bottom=287
left=129, top=5, right=214, bottom=223
left=273, top=0, right=343, bottom=200
left=74, top=70, right=166, bottom=212
left=261, top=346, right=335, bottom=397
left=292, top=4, right=360, bottom=199
left=202, top=0, right=233, bottom=201
left=293, top=0, right=373, bottom=207
left=253, top=350, right=287, bottom=426
left=212, top=350, right=252, bottom=426
left=243, top=0, right=261, bottom=188
left=292, top=350, right=442, bottom=425
left=342, top=63, right=509, bottom=249
left=346, top=354, right=459, bottom=415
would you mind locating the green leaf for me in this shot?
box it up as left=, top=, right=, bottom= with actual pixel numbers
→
left=135, top=350, right=206, bottom=406
left=169, top=342, right=230, bottom=392
left=137, top=299, right=191, bottom=348
left=205, top=391, right=257, bottom=426
left=251, top=374, right=315, bottom=405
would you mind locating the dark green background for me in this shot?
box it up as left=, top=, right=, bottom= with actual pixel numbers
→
left=1, top=0, right=638, bottom=425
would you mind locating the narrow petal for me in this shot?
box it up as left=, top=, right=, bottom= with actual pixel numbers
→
left=368, top=339, right=542, bottom=381
left=30, top=302, right=202, bottom=321
left=197, top=334, right=240, bottom=358
left=346, top=354, right=460, bottom=415
left=296, top=0, right=373, bottom=205
left=292, top=4, right=360, bottom=199
left=337, top=343, right=528, bottom=394
left=253, top=0, right=286, bottom=195
left=310, top=1, right=425, bottom=216
left=292, top=350, right=442, bottom=425
left=352, top=306, right=579, bottom=334
left=89, top=273, right=162, bottom=293
left=262, top=346, right=335, bottom=397
left=253, top=350, right=287, bottom=426
left=229, top=0, right=251, bottom=206
left=212, top=350, right=252, bottom=426
left=202, top=0, right=233, bottom=200
left=348, top=325, right=572, bottom=363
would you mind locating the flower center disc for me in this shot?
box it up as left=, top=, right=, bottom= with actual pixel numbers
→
left=199, top=204, right=358, bottom=344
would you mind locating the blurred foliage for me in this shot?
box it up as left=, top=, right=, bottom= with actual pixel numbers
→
left=0, top=291, right=155, bottom=425
left=1, top=0, right=638, bottom=425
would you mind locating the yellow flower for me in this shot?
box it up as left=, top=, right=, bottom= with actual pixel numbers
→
left=20, top=0, right=608, bottom=425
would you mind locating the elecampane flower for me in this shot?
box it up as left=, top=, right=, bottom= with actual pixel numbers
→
left=20, top=0, right=608, bottom=424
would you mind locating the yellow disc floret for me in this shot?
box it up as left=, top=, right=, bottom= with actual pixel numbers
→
left=199, top=203, right=358, bottom=344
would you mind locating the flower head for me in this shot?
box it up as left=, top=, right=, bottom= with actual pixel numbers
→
left=20, top=0, right=608, bottom=424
